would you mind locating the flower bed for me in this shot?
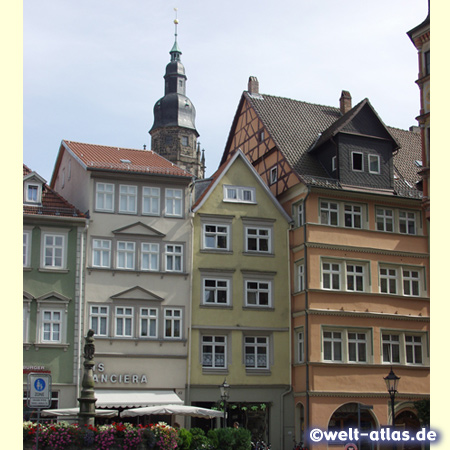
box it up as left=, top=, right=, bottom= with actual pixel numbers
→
left=23, top=422, right=252, bottom=450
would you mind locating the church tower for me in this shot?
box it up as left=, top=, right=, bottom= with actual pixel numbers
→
left=149, top=15, right=205, bottom=179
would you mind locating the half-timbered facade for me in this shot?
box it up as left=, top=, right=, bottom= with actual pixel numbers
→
left=221, top=78, right=430, bottom=450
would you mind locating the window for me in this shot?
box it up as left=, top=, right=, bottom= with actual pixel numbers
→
left=382, top=332, right=425, bottom=365
left=140, top=308, right=158, bottom=338
left=164, top=309, right=182, bottom=339
left=223, top=185, right=256, bottom=203
left=90, top=306, right=109, bottom=336
left=42, top=233, right=66, bottom=269
left=332, top=156, right=337, bottom=172
left=323, top=331, right=342, bottom=362
left=348, top=332, right=367, bottom=362
left=399, top=211, right=416, bottom=235
left=352, top=152, right=363, bottom=171
left=203, top=224, right=229, bottom=250
left=119, top=185, right=137, bottom=214
left=245, top=227, right=271, bottom=253
left=344, top=204, right=362, bottom=229
left=26, top=184, right=41, bottom=203
left=376, top=208, right=394, bottom=232
left=202, top=336, right=227, bottom=368
left=181, top=136, right=189, bottom=146
left=117, top=241, right=135, bottom=270
left=141, top=243, right=159, bottom=271
left=245, top=336, right=269, bottom=369
left=368, top=155, right=380, bottom=174
left=259, top=130, right=265, bottom=142
left=346, top=264, right=364, bottom=292
left=379, top=265, right=423, bottom=297
left=115, top=307, right=133, bottom=337
left=95, top=182, right=114, bottom=212
left=92, top=239, right=111, bottom=268
left=142, top=187, right=160, bottom=215
left=270, top=166, right=277, bottom=184
left=245, top=280, right=271, bottom=307
left=42, top=310, right=61, bottom=342
left=294, top=201, right=304, bottom=227
left=323, top=329, right=369, bottom=363
left=322, top=262, right=341, bottom=290
left=23, top=231, right=31, bottom=267
left=424, top=50, right=430, bottom=76
left=165, top=245, right=183, bottom=272
left=297, top=330, right=304, bottom=363
left=382, top=334, right=400, bottom=363
left=165, top=189, right=183, bottom=217
left=296, top=263, right=305, bottom=292
left=405, top=335, right=423, bottom=364
left=203, top=279, right=229, bottom=305
left=320, top=201, right=338, bottom=226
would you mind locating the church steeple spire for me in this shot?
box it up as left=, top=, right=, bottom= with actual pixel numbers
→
left=149, top=9, right=205, bottom=179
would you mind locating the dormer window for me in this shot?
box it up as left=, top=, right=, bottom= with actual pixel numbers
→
left=351, top=152, right=363, bottom=172
left=24, top=182, right=42, bottom=204
left=332, top=156, right=337, bottom=172
left=368, top=154, right=380, bottom=174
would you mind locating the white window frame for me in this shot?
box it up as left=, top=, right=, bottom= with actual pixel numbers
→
left=116, top=241, right=136, bottom=270
left=382, top=332, right=426, bottom=365
left=142, top=186, right=160, bottom=216
left=223, top=185, right=256, bottom=204
left=346, top=264, right=365, bottom=292
left=245, top=226, right=271, bottom=253
left=203, top=278, right=230, bottom=305
left=245, top=280, right=272, bottom=307
left=323, top=329, right=369, bottom=364
left=344, top=204, right=362, bottom=229
left=36, top=298, right=69, bottom=346
left=323, top=330, right=343, bottom=362
left=296, top=262, right=305, bottom=292
left=164, top=308, right=182, bottom=339
left=382, top=333, right=400, bottom=364
left=115, top=306, right=134, bottom=337
left=203, top=224, right=230, bottom=251
left=141, top=242, right=160, bottom=271
left=165, top=188, right=183, bottom=217
left=95, top=182, right=115, bottom=212
left=41, top=231, right=67, bottom=269
left=322, top=260, right=368, bottom=292
left=201, top=335, right=227, bottom=369
left=90, top=305, right=109, bottom=337
left=405, top=335, right=423, bottom=365
left=320, top=201, right=339, bottom=226
left=92, top=239, right=111, bottom=268
left=322, top=262, right=341, bottom=290
left=293, top=201, right=304, bottom=227
left=25, top=182, right=42, bottom=204
left=332, top=155, right=337, bottom=172
left=139, top=308, right=158, bottom=338
left=119, top=185, right=137, bottom=214
left=379, top=265, right=423, bottom=297
left=297, top=329, right=304, bottom=363
left=351, top=151, right=364, bottom=172
left=347, top=331, right=368, bottom=363
left=23, top=230, right=32, bottom=267
left=368, top=154, right=380, bottom=174
left=399, top=210, right=416, bottom=235
left=376, top=208, right=394, bottom=232
left=41, top=310, right=62, bottom=343
left=403, top=269, right=420, bottom=296
left=270, top=166, right=278, bottom=184
left=165, top=244, right=183, bottom=272
left=244, top=336, right=269, bottom=370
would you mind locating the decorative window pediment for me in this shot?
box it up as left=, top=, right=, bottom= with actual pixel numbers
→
left=23, top=173, right=46, bottom=205
left=112, top=222, right=165, bottom=238
left=110, top=286, right=164, bottom=302
left=35, top=292, right=71, bottom=313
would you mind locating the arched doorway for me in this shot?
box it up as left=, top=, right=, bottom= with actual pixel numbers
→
left=328, top=402, right=377, bottom=450
left=395, top=410, right=421, bottom=450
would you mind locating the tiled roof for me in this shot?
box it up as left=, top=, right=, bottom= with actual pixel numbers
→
left=23, top=164, right=86, bottom=218
left=62, top=140, right=193, bottom=178
left=243, top=92, right=422, bottom=198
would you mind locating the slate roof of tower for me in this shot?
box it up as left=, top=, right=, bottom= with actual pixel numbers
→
left=23, top=164, right=86, bottom=218
left=59, top=140, right=193, bottom=178
left=235, top=91, right=422, bottom=198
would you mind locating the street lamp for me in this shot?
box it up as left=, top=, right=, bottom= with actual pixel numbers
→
left=219, top=379, right=230, bottom=428
left=384, top=367, right=400, bottom=427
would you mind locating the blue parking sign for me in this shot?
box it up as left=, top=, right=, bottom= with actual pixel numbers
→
left=27, top=373, right=52, bottom=408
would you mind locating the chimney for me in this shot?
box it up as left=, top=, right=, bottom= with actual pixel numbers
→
left=248, top=76, right=259, bottom=95
left=339, top=90, right=352, bottom=114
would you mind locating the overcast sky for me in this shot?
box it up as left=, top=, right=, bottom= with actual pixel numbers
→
left=24, top=0, right=429, bottom=181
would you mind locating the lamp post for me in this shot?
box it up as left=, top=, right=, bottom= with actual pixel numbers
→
left=219, top=379, right=230, bottom=428
left=384, top=367, right=400, bottom=427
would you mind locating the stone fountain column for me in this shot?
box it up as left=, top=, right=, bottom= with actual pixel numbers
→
left=78, top=329, right=97, bottom=427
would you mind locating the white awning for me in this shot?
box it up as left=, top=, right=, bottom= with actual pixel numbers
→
left=121, top=404, right=223, bottom=419
left=94, top=390, right=183, bottom=408
left=41, top=408, right=118, bottom=418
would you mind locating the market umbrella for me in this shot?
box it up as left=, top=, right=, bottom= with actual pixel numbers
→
left=41, top=407, right=119, bottom=418
left=121, top=404, right=223, bottom=419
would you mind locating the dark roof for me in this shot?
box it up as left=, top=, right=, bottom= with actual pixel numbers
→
left=236, top=91, right=422, bottom=199
left=23, top=164, right=86, bottom=218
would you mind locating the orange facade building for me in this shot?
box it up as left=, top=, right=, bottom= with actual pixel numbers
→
left=221, top=78, right=429, bottom=449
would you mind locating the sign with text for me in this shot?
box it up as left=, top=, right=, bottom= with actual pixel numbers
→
left=27, top=372, right=52, bottom=408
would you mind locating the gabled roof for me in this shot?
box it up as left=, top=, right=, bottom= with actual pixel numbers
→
left=192, top=149, right=292, bottom=222
left=51, top=140, right=193, bottom=186
left=223, top=91, right=422, bottom=199
left=23, top=164, right=86, bottom=218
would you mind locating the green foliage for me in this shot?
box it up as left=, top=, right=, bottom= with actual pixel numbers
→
left=208, top=428, right=236, bottom=450
left=177, top=427, right=193, bottom=450
left=414, top=399, right=430, bottom=426
left=234, top=428, right=252, bottom=450
left=190, top=427, right=213, bottom=450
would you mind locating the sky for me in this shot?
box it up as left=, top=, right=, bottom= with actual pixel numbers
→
left=24, top=0, right=429, bottom=182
